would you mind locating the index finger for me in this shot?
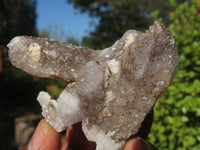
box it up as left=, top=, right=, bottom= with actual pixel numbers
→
left=21, top=119, right=61, bottom=150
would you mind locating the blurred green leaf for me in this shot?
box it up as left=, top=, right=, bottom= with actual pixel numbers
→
left=181, top=116, right=189, bottom=123
left=183, top=136, right=196, bottom=147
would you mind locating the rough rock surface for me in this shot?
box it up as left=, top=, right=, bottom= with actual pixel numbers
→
left=8, top=21, right=179, bottom=150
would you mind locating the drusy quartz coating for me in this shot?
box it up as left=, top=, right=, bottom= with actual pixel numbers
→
left=8, top=21, right=179, bottom=150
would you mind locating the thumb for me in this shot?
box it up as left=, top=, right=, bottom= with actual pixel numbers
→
left=27, top=119, right=61, bottom=150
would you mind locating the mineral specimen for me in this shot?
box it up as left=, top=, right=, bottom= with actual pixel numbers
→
left=8, top=21, right=179, bottom=150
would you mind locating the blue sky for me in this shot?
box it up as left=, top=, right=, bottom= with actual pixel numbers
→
left=36, top=0, right=97, bottom=41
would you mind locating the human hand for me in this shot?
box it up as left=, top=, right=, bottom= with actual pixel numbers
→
left=21, top=110, right=157, bottom=150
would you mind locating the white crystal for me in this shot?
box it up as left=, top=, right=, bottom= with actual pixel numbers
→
left=82, top=119, right=125, bottom=150
left=37, top=89, right=83, bottom=132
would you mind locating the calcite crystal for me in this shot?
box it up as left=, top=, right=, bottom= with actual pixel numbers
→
left=8, top=21, right=179, bottom=150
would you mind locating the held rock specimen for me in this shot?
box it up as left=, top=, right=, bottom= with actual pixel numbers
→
left=8, top=21, right=179, bottom=150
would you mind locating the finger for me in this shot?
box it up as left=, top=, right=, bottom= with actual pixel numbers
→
left=20, top=145, right=28, bottom=150
left=124, top=137, right=157, bottom=150
left=62, top=122, right=96, bottom=150
left=27, top=119, right=61, bottom=150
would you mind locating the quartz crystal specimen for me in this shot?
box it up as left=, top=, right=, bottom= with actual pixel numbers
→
left=8, top=21, right=179, bottom=150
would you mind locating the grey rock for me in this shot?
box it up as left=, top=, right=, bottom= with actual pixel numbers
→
left=8, top=21, right=179, bottom=150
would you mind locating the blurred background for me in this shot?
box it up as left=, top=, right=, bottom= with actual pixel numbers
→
left=0, top=0, right=200, bottom=149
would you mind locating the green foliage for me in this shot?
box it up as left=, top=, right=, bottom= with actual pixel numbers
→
left=151, top=10, right=163, bottom=23
left=149, top=0, right=200, bottom=149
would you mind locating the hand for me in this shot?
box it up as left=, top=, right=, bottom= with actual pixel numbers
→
left=21, top=110, right=156, bottom=150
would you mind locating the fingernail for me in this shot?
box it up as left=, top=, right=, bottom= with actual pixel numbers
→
left=28, top=120, right=45, bottom=150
